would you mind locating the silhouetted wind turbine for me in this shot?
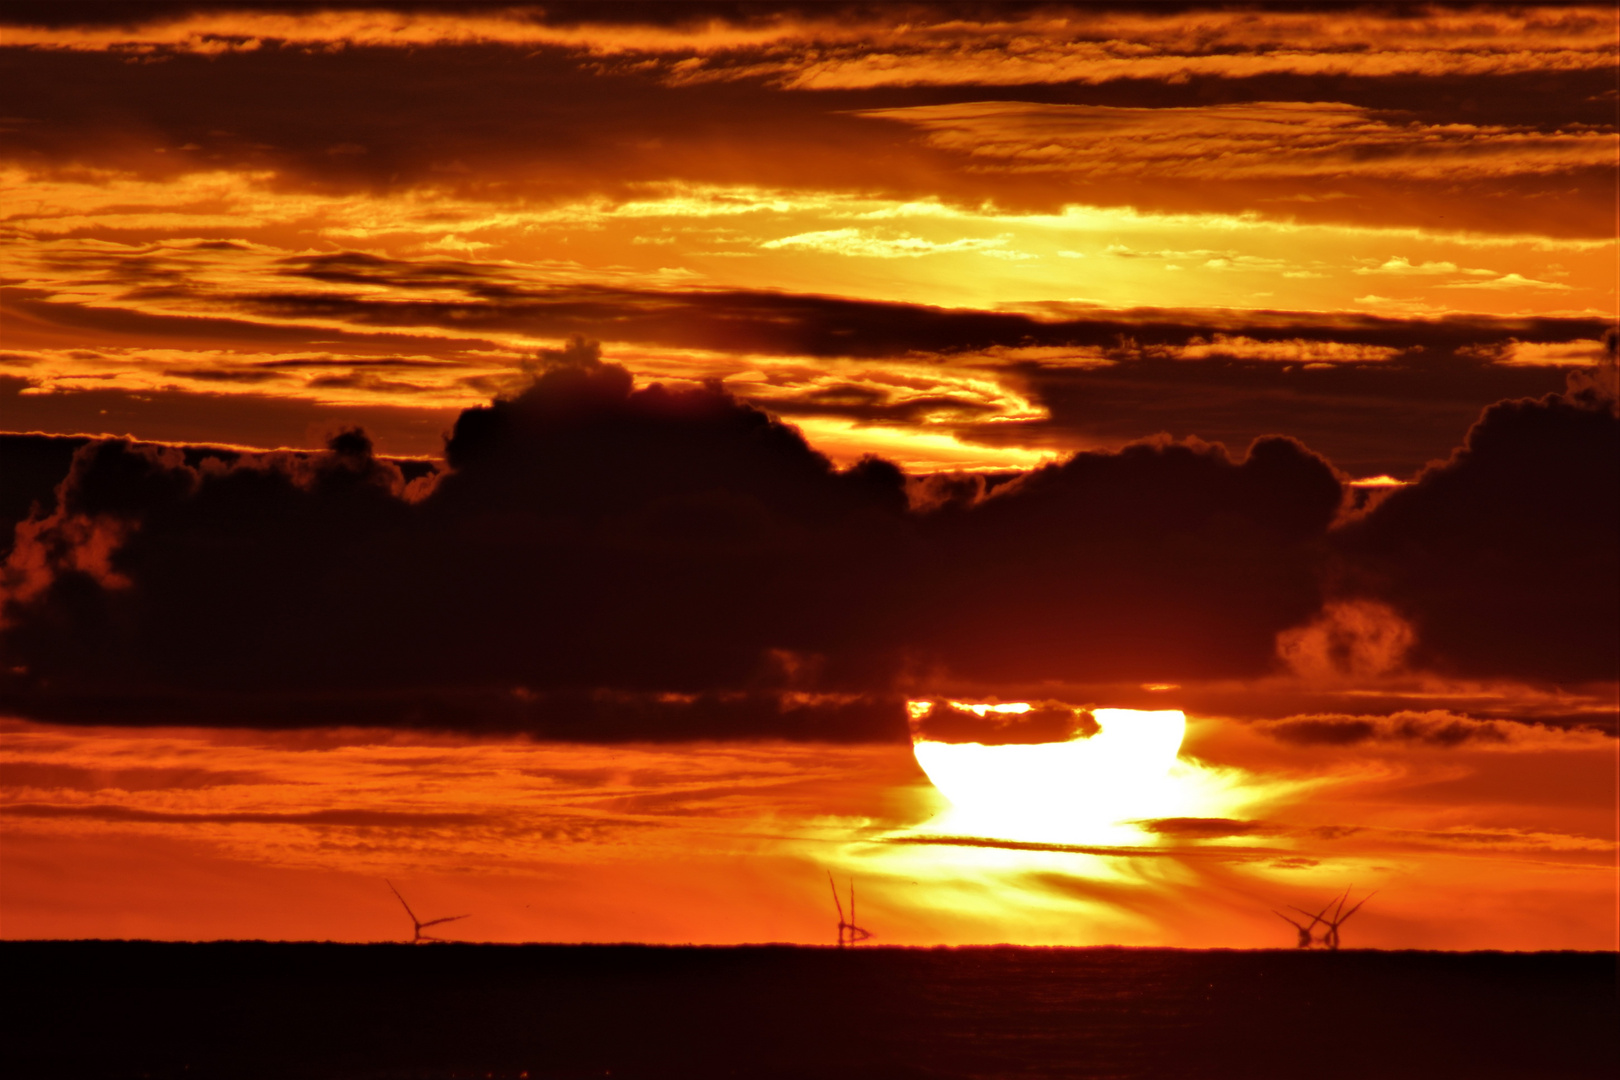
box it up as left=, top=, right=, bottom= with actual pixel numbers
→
left=1319, top=889, right=1376, bottom=950
left=1274, top=906, right=1324, bottom=949
left=1280, top=895, right=1339, bottom=949
left=828, top=873, right=873, bottom=947
left=386, top=880, right=469, bottom=944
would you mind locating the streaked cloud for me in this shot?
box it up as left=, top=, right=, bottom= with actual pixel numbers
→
left=761, top=228, right=1026, bottom=260
left=859, top=100, right=1617, bottom=182
left=1463, top=337, right=1613, bottom=367
left=1354, top=256, right=1491, bottom=277
left=9, top=6, right=1613, bottom=89
left=3, top=222, right=1605, bottom=473
left=1256, top=710, right=1613, bottom=750
left=1439, top=272, right=1575, bottom=291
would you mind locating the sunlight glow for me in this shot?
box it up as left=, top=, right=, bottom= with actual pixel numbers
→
left=913, top=707, right=1183, bottom=836
left=906, top=704, right=1245, bottom=846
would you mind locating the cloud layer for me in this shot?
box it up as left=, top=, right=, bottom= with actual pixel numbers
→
left=3, top=4, right=1613, bottom=234
left=4, top=346, right=1614, bottom=736
left=5, top=238, right=1605, bottom=474
left=2, top=3, right=1614, bottom=738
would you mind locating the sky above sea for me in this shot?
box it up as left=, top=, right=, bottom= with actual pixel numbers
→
left=1, top=2, right=1615, bottom=949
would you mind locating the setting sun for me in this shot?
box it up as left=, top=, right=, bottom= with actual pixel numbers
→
left=909, top=704, right=1190, bottom=843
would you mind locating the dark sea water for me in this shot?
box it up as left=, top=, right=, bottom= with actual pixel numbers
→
left=3, top=942, right=1614, bottom=1079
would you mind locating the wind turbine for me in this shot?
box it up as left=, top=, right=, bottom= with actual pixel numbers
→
left=1273, top=896, right=1334, bottom=949
left=386, top=880, right=470, bottom=944
left=828, top=873, right=873, bottom=947
left=1318, top=889, right=1376, bottom=951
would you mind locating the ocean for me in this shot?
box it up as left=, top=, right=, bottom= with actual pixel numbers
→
left=4, top=942, right=1613, bottom=1079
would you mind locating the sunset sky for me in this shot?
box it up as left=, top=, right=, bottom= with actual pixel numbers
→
left=1, top=2, right=1616, bottom=951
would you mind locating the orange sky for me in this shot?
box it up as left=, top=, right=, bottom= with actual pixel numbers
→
left=3, top=3, right=1614, bottom=472
left=1, top=2, right=1615, bottom=949
left=3, top=701, right=1615, bottom=949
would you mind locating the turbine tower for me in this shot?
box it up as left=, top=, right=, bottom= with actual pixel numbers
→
left=828, top=873, right=873, bottom=947
left=387, top=880, right=470, bottom=944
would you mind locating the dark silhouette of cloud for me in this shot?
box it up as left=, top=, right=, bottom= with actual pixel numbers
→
left=911, top=431, right=1342, bottom=685
left=1329, top=380, right=1620, bottom=683
left=1139, top=817, right=1265, bottom=838
left=1, top=351, right=912, bottom=735
left=3, top=343, right=1612, bottom=738
left=0, top=432, right=86, bottom=550
left=909, top=700, right=1099, bottom=745
left=1259, top=713, right=1521, bottom=748
left=0, top=429, right=440, bottom=561
left=2, top=343, right=1357, bottom=737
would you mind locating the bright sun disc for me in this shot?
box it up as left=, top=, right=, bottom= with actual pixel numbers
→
left=910, top=707, right=1188, bottom=843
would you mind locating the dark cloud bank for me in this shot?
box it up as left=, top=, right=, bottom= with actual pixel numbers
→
left=2, top=342, right=1615, bottom=740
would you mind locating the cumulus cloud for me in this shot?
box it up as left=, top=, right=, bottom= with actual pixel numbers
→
left=1329, top=387, right=1619, bottom=682
left=0, top=361, right=866, bottom=735
left=911, top=433, right=1345, bottom=686
left=5, top=340, right=1613, bottom=736
left=0, top=344, right=1362, bottom=735
left=1275, top=600, right=1416, bottom=681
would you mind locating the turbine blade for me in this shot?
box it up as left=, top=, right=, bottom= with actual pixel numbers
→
left=1289, top=905, right=1328, bottom=927
left=386, top=880, right=419, bottom=925
left=828, top=872, right=845, bottom=924
left=1274, top=911, right=1304, bottom=929
left=419, top=914, right=470, bottom=929
left=1338, top=891, right=1377, bottom=925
